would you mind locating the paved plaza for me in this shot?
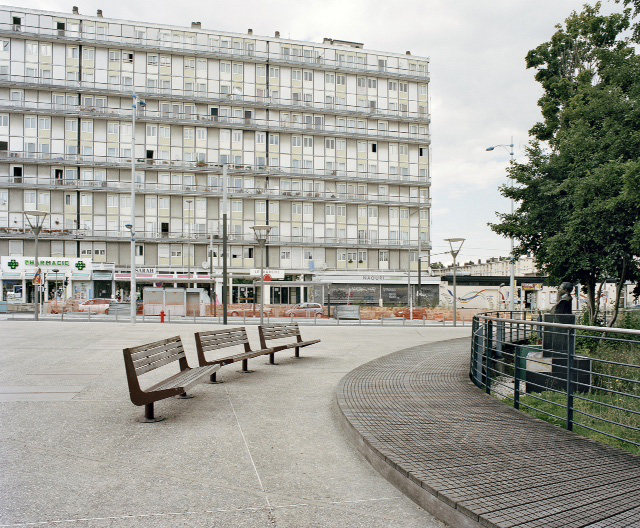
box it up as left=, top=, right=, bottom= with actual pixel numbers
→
left=0, top=322, right=468, bottom=528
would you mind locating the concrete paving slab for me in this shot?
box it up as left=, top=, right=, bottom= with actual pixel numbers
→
left=0, top=321, right=467, bottom=527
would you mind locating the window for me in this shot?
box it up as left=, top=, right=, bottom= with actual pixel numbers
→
left=281, top=250, right=291, bottom=260
left=337, top=205, right=346, bottom=216
left=400, top=208, right=409, bottom=219
left=80, top=194, right=93, bottom=206
left=109, top=50, right=120, bottom=62
left=160, top=55, right=171, bottom=67
left=358, top=206, right=367, bottom=218
left=256, top=65, right=266, bottom=77
left=123, top=52, right=134, bottom=63
left=368, top=78, right=377, bottom=89
left=303, top=136, right=313, bottom=148
left=232, top=63, right=243, bottom=74
left=38, top=117, right=50, bottom=130
left=159, top=126, right=170, bottom=139
left=147, top=54, right=158, bottom=66
left=220, top=62, right=231, bottom=74
left=107, top=123, right=119, bottom=135
left=269, top=134, right=279, bottom=146
left=197, top=128, right=206, bottom=141
left=292, top=135, right=301, bottom=147
left=81, top=121, right=93, bottom=133
left=336, top=74, right=346, bottom=85
left=82, top=48, right=95, bottom=61
left=24, top=116, right=36, bottom=129
left=269, top=67, right=279, bottom=78
left=400, top=82, right=408, bottom=93
left=185, top=58, right=195, bottom=69
left=325, top=138, right=335, bottom=150
left=303, top=70, right=313, bottom=81
left=399, top=144, right=408, bottom=156
left=184, top=128, right=194, bottom=140
left=40, top=43, right=51, bottom=56
left=379, top=250, right=389, bottom=262
left=67, top=47, right=79, bottom=59
left=146, top=125, right=157, bottom=137
left=65, top=120, right=77, bottom=132
left=357, top=142, right=366, bottom=153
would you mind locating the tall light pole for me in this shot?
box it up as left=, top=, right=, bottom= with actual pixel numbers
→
left=125, top=223, right=135, bottom=324
left=486, top=137, right=515, bottom=311
left=222, top=164, right=229, bottom=324
left=24, top=210, right=48, bottom=321
left=250, top=225, right=272, bottom=326
left=445, top=238, right=465, bottom=327
left=129, top=93, right=145, bottom=325
left=186, top=199, right=193, bottom=288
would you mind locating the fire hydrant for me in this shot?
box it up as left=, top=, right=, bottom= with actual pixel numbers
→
left=160, top=310, right=166, bottom=323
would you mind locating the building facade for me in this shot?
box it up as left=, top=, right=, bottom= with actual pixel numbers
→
left=0, top=7, right=431, bottom=304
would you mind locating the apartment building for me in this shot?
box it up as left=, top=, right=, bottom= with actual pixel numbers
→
left=0, top=6, right=432, bottom=304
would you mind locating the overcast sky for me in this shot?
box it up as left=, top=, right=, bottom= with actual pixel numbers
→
left=10, top=0, right=615, bottom=264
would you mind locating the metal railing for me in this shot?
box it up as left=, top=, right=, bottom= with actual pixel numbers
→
left=470, top=311, right=640, bottom=453
left=0, top=92, right=429, bottom=143
left=0, top=76, right=430, bottom=123
left=0, top=21, right=429, bottom=81
left=0, top=151, right=430, bottom=186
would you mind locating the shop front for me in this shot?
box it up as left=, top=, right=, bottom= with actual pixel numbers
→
left=0, top=256, right=93, bottom=302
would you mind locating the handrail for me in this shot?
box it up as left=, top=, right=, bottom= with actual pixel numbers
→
left=470, top=311, right=640, bottom=453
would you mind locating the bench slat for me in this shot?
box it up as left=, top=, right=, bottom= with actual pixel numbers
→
left=200, top=336, right=249, bottom=351
left=150, top=365, right=219, bottom=392
left=135, top=352, right=185, bottom=375
left=130, top=338, right=184, bottom=361
left=132, top=345, right=185, bottom=367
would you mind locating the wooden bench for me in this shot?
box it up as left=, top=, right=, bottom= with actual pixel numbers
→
left=195, top=327, right=274, bottom=380
left=123, top=335, right=219, bottom=422
left=258, top=322, right=321, bottom=364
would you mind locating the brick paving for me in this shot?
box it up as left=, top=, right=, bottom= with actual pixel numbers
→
left=336, top=338, right=640, bottom=528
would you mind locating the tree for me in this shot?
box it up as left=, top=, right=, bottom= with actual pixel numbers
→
left=491, top=2, right=640, bottom=325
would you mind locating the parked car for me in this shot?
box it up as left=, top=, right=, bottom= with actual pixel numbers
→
left=228, top=306, right=273, bottom=317
left=285, top=303, right=324, bottom=317
left=77, top=298, right=114, bottom=314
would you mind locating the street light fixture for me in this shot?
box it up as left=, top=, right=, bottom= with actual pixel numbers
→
left=445, top=237, right=465, bottom=327
left=486, top=137, right=515, bottom=311
left=24, top=210, right=48, bottom=321
left=250, top=225, right=272, bottom=326
left=125, top=223, right=136, bottom=324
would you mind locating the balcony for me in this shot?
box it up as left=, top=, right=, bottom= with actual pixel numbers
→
left=0, top=174, right=433, bottom=208
left=0, top=152, right=432, bottom=188
left=0, top=226, right=430, bottom=250
left=0, top=96, right=430, bottom=144
left=0, top=21, right=430, bottom=82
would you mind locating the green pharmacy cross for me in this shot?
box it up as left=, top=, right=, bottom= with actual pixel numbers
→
left=75, top=261, right=86, bottom=271
left=8, top=259, right=19, bottom=270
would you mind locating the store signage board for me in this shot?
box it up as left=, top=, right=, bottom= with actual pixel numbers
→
left=249, top=268, right=285, bottom=279
left=1, top=256, right=92, bottom=274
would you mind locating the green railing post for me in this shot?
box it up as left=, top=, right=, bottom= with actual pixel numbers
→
left=566, top=327, right=576, bottom=431
left=485, top=320, right=493, bottom=394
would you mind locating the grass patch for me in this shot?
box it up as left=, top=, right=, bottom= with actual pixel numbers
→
left=519, top=390, right=640, bottom=455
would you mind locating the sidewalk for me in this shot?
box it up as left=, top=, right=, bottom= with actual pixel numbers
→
left=337, top=338, right=640, bottom=528
left=0, top=322, right=468, bottom=528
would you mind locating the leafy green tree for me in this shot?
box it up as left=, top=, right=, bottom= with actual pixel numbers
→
left=491, top=2, right=640, bottom=325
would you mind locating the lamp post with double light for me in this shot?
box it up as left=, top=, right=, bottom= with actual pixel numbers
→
left=24, top=210, right=48, bottom=321
left=486, top=138, right=515, bottom=310
left=250, top=225, right=272, bottom=326
left=186, top=199, right=193, bottom=287
left=445, top=237, right=465, bottom=327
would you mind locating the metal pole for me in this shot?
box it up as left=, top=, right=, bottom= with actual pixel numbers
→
left=130, top=93, right=137, bottom=325
left=260, top=239, right=265, bottom=326
left=509, top=136, right=515, bottom=311
left=222, top=164, right=228, bottom=325
left=209, top=233, right=214, bottom=316
left=453, top=256, right=457, bottom=327
left=187, top=200, right=192, bottom=288
left=34, top=229, right=39, bottom=321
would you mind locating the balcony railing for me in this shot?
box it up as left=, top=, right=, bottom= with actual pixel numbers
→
left=0, top=95, right=430, bottom=144
left=0, top=70, right=429, bottom=123
left=2, top=175, right=432, bottom=208
left=0, top=21, right=429, bottom=81
left=0, top=152, right=431, bottom=187
left=0, top=226, right=429, bottom=250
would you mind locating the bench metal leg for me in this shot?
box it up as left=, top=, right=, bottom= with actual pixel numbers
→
left=240, top=358, right=254, bottom=373
left=177, top=392, right=193, bottom=399
left=138, top=403, right=165, bottom=423
left=209, top=372, right=224, bottom=384
left=293, top=346, right=300, bottom=358
left=269, top=352, right=278, bottom=365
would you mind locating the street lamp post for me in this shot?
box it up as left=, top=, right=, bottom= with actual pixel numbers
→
left=125, top=223, right=135, bottom=323
left=486, top=137, right=515, bottom=310
left=445, top=238, right=465, bottom=327
left=186, top=199, right=193, bottom=288
left=250, top=225, right=272, bottom=326
left=24, top=210, right=48, bottom=321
